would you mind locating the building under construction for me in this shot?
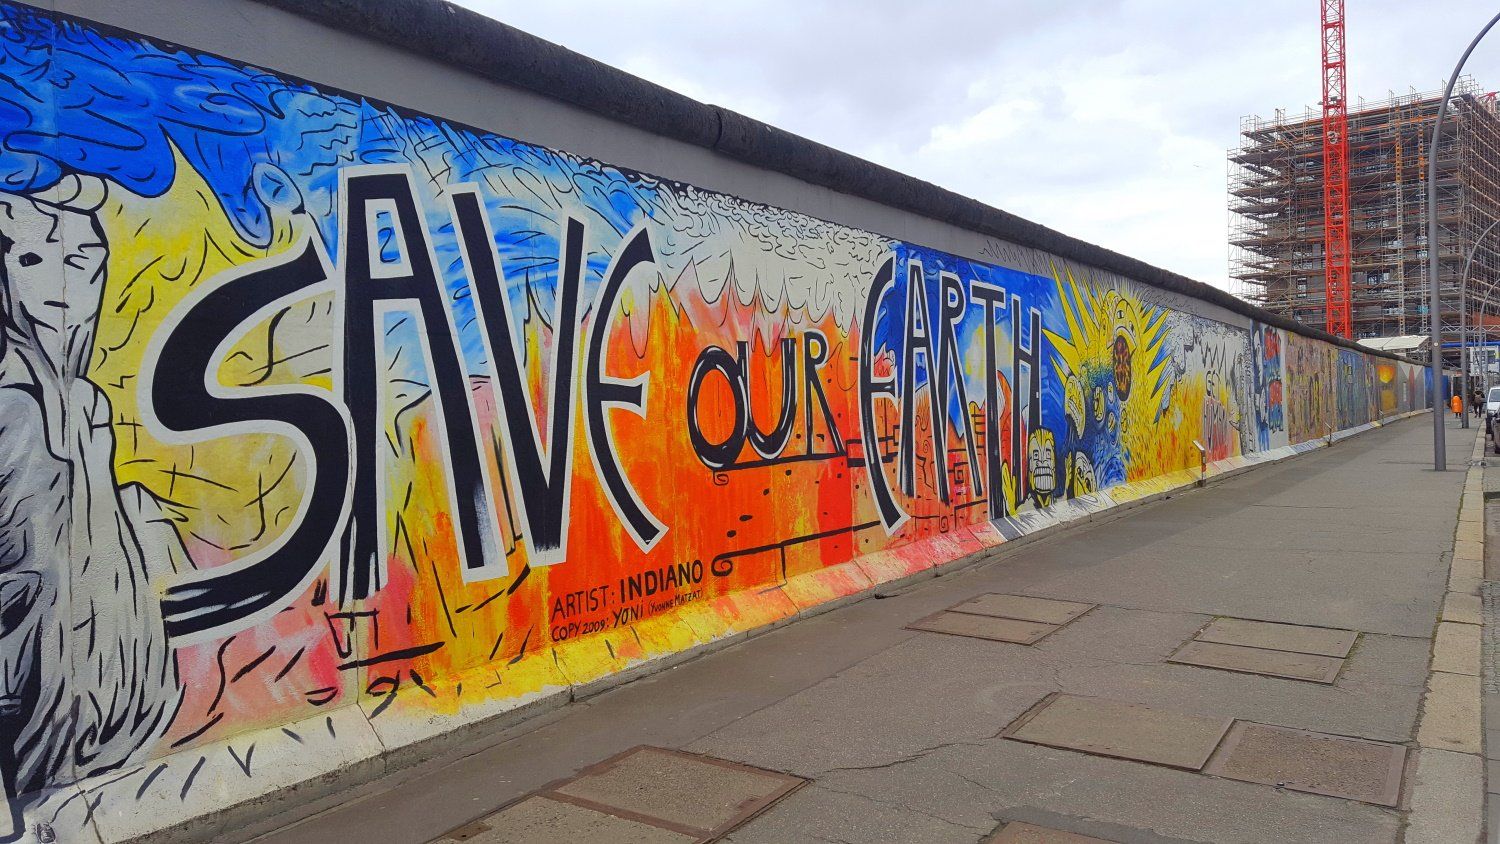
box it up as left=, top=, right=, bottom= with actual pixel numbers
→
left=1229, top=78, right=1500, bottom=354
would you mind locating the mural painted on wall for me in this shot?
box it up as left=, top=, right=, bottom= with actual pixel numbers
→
left=0, top=5, right=1430, bottom=839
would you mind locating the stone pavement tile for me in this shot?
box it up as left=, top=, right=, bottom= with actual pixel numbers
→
left=907, top=611, right=1058, bottom=645
left=1168, top=641, right=1342, bottom=683
left=1490, top=793, right=1500, bottom=844
left=689, top=633, right=1063, bottom=777
left=704, top=600, right=1422, bottom=765
left=720, top=781, right=987, bottom=844
left=950, top=594, right=1095, bottom=625
left=1001, top=541, right=1442, bottom=639
left=1458, top=520, right=1484, bottom=543
left=816, top=737, right=1401, bottom=844
left=1062, top=628, right=1425, bottom=744
left=1452, top=552, right=1484, bottom=582
left=1238, top=503, right=1439, bottom=528
left=1455, top=539, right=1485, bottom=563
left=1157, top=524, right=1443, bottom=555
left=987, top=821, right=1113, bottom=843
left=1417, top=671, right=1482, bottom=754
left=1002, top=694, right=1232, bottom=771
left=1432, top=622, right=1481, bottom=676
left=1202, top=722, right=1405, bottom=806
left=442, top=795, right=697, bottom=844
left=1406, top=748, right=1483, bottom=844
left=550, top=746, right=800, bottom=836
left=1451, top=574, right=1483, bottom=597
left=1443, top=592, right=1482, bottom=625
left=1192, top=617, right=1357, bottom=658
left=1488, top=758, right=1500, bottom=794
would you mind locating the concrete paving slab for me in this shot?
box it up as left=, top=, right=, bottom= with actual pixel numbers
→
left=907, top=610, right=1058, bottom=645
left=436, top=795, right=697, bottom=844
left=797, top=735, right=1402, bottom=844
left=1443, top=591, right=1482, bottom=625
left=1406, top=748, right=1484, bottom=844
left=1458, top=521, right=1483, bottom=544
left=719, top=780, right=989, bottom=843
left=1003, top=694, right=1232, bottom=771
left=1432, top=621, right=1481, bottom=677
left=998, top=539, right=1443, bottom=640
left=987, top=821, right=1114, bottom=843
left=1168, top=641, right=1343, bottom=683
left=549, top=747, right=801, bottom=837
left=1452, top=552, right=1484, bottom=582
left=1202, top=722, right=1405, bottom=806
left=1417, top=671, right=1482, bottom=754
left=1194, top=617, right=1357, bottom=658
left=1451, top=574, right=1483, bottom=596
left=950, top=594, right=1095, bottom=625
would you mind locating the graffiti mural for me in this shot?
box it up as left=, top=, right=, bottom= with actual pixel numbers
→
left=0, top=5, right=1431, bottom=840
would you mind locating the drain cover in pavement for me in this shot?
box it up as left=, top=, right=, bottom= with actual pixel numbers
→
left=987, top=821, right=1116, bottom=842
left=552, top=746, right=802, bottom=837
left=1169, top=641, right=1343, bottom=683
left=907, top=610, right=1058, bottom=644
left=447, top=747, right=804, bottom=843
left=908, top=594, right=1097, bottom=645
left=434, top=795, right=698, bottom=843
left=951, top=594, right=1096, bottom=625
left=1003, top=694, right=1233, bottom=770
left=1203, top=722, right=1406, bottom=806
left=1194, top=618, right=1357, bottom=658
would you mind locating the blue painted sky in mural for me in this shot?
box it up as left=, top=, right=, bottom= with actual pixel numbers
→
left=0, top=2, right=659, bottom=374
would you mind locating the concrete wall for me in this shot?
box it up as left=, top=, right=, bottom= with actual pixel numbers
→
left=0, top=2, right=1429, bottom=841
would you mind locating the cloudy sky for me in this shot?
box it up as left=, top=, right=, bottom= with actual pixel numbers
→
left=450, top=0, right=1500, bottom=292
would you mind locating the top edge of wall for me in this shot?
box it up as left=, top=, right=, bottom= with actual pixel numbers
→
left=249, top=0, right=1410, bottom=364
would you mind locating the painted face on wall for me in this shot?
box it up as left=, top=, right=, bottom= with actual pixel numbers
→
left=1070, top=450, right=1097, bottom=496
left=1029, top=427, right=1057, bottom=505
left=1065, top=374, right=1086, bottom=436
left=1112, top=333, right=1133, bottom=400
left=0, top=185, right=109, bottom=454
left=0, top=178, right=179, bottom=802
left=0, top=191, right=108, bottom=681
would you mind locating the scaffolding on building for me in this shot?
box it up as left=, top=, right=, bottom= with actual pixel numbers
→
left=1228, top=78, right=1500, bottom=354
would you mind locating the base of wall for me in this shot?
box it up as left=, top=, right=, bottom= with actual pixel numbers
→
left=11, top=410, right=1431, bottom=844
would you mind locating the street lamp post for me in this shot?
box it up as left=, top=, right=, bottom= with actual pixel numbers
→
left=1428, top=10, right=1500, bottom=469
left=1458, top=217, right=1500, bottom=429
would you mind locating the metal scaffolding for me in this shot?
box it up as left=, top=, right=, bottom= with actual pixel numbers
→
left=1229, top=79, right=1500, bottom=353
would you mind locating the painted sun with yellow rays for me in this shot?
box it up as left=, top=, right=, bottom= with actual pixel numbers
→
left=1044, top=263, right=1173, bottom=486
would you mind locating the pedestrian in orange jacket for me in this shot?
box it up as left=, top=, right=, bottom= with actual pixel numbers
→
left=1453, top=394, right=1464, bottom=417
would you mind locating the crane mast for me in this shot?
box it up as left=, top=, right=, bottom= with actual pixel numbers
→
left=1321, top=0, right=1353, bottom=337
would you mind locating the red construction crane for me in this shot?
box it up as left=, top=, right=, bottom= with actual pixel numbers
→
left=1321, top=0, right=1353, bottom=337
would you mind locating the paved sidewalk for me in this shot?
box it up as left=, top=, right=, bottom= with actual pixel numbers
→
left=250, top=415, right=1472, bottom=844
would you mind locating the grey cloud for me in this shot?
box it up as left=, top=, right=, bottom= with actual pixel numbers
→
left=453, top=0, right=1500, bottom=289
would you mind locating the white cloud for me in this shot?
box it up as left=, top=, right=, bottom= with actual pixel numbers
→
left=450, top=0, right=1500, bottom=291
